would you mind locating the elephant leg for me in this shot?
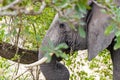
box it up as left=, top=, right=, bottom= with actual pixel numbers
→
left=110, top=48, right=120, bottom=80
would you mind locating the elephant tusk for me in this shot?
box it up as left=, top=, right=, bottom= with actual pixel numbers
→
left=25, top=53, right=54, bottom=68
left=25, top=57, right=47, bottom=68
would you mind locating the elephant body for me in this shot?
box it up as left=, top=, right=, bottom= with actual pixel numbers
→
left=38, top=1, right=120, bottom=80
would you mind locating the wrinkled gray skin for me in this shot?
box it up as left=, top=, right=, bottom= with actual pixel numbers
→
left=39, top=13, right=87, bottom=80
left=39, top=1, right=120, bottom=80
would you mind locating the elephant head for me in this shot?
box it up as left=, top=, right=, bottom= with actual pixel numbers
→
left=38, top=13, right=87, bottom=80
left=27, top=1, right=119, bottom=80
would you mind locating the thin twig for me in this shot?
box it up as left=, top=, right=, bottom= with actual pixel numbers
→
left=36, top=66, right=40, bottom=80
left=13, top=69, right=30, bottom=80
left=0, top=1, right=46, bottom=16
left=32, top=24, right=39, bottom=49
left=30, top=69, right=36, bottom=80
left=11, top=60, right=21, bottom=80
left=92, top=0, right=106, bottom=9
left=0, top=0, right=22, bottom=11
left=50, top=5, right=64, bottom=17
left=11, top=15, right=22, bottom=80
left=92, top=0, right=116, bottom=18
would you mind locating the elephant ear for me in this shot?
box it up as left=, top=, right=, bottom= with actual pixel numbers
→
left=87, top=4, right=115, bottom=61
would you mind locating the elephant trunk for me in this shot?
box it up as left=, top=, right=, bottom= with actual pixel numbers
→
left=40, top=55, right=70, bottom=80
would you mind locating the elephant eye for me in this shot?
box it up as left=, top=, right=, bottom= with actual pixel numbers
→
left=59, top=23, right=65, bottom=28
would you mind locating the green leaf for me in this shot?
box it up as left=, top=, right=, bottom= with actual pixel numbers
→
left=59, top=17, right=68, bottom=22
left=114, top=36, right=120, bottom=50
left=55, top=50, right=62, bottom=57
left=48, top=39, right=55, bottom=50
left=0, top=17, right=2, bottom=21
left=101, top=9, right=107, bottom=13
left=55, top=43, right=68, bottom=50
left=59, top=53, right=68, bottom=60
left=115, top=31, right=120, bottom=37
left=40, top=46, right=49, bottom=53
left=78, top=27, right=86, bottom=38
left=114, top=43, right=120, bottom=50
left=104, top=25, right=114, bottom=35
left=44, top=52, right=52, bottom=63
left=36, top=34, right=41, bottom=41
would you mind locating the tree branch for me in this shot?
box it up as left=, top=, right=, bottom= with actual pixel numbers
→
left=0, top=42, right=38, bottom=64
left=0, top=0, right=22, bottom=11
left=0, top=1, right=46, bottom=16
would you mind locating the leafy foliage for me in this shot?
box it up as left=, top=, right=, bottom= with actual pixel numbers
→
left=0, top=0, right=120, bottom=79
left=65, top=50, right=112, bottom=80
left=41, top=40, right=68, bottom=62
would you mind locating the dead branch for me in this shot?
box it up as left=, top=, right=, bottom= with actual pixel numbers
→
left=0, top=42, right=38, bottom=64
left=0, top=0, right=22, bottom=11
left=92, top=0, right=106, bottom=9
left=0, top=1, right=46, bottom=16
left=13, top=68, right=30, bottom=80
left=92, top=0, right=116, bottom=19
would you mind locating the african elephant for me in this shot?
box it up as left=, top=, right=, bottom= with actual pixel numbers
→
left=37, top=1, right=119, bottom=80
